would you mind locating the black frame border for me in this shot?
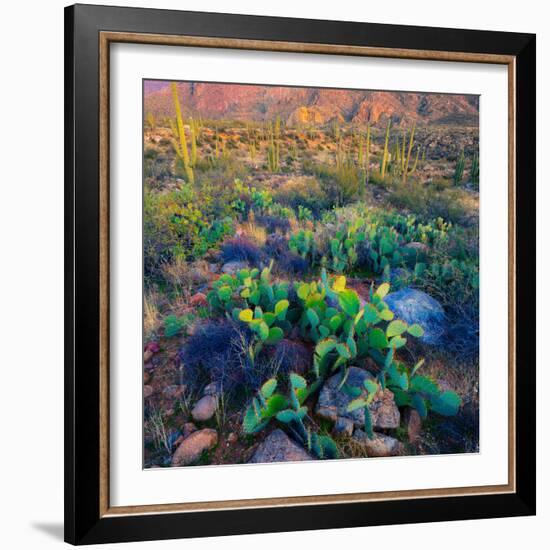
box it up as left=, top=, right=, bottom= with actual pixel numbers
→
left=65, top=3, right=536, bottom=545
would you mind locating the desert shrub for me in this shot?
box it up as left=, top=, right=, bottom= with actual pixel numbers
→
left=367, top=171, right=394, bottom=188
left=266, top=202, right=293, bottom=220
left=269, top=339, right=312, bottom=375
left=144, top=186, right=235, bottom=282
left=302, top=160, right=361, bottom=206
left=220, top=236, right=264, bottom=265
left=272, top=175, right=332, bottom=216
left=255, top=214, right=291, bottom=234
left=278, top=251, right=310, bottom=276
left=263, top=233, right=288, bottom=259
left=179, top=320, right=284, bottom=394
left=389, top=183, right=474, bottom=226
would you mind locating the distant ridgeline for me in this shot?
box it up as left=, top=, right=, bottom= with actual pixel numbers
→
left=143, top=81, right=479, bottom=128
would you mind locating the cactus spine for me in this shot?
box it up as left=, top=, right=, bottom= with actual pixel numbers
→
left=170, top=82, right=194, bottom=184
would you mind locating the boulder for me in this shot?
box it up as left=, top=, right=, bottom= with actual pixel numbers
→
left=191, top=395, right=218, bottom=422
left=353, top=430, right=403, bottom=457
left=316, top=367, right=400, bottom=430
left=248, top=429, right=311, bottom=464
left=171, top=429, right=218, bottom=466
left=221, top=261, right=248, bottom=275
left=384, top=288, right=446, bottom=345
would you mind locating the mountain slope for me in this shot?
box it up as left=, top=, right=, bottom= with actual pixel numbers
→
left=144, top=81, right=479, bottom=127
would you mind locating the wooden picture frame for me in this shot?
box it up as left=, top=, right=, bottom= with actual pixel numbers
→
left=65, top=3, right=536, bottom=545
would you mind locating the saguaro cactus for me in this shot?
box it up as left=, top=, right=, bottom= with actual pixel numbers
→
left=380, top=119, right=391, bottom=178
left=453, top=149, right=465, bottom=185
left=402, top=121, right=416, bottom=183
left=170, top=82, right=194, bottom=184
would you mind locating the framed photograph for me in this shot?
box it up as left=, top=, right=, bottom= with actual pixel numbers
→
left=65, top=3, right=536, bottom=545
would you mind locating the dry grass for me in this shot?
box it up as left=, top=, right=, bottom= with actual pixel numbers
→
left=144, top=406, right=171, bottom=454
left=144, top=290, right=162, bottom=339
left=237, top=220, right=267, bottom=246
left=161, top=258, right=211, bottom=295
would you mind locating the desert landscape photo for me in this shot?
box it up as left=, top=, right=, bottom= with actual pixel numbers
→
left=142, top=80, right=480, bottom=468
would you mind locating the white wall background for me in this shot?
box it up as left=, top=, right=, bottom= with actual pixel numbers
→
left=0, top=0, right=546, bottom=548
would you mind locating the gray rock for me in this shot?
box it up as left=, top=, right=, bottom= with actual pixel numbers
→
left=248, top=429, right=312, bottom=464
left=353, top=430, right=403, bottom=457
left=384, top=288, right=447, bottom=345
left=221, top=261, right=248, bottom=275
left=191, top=395, right=218, bottom=422
left=333, top=417, right=354, bottom=437
left=171, top=429, right=218, bottom=466
left=316, top=367, right=400, bottom=430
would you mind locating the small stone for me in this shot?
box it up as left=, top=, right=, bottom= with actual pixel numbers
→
left=333, top=417, right=354, bottom=437
left=354, top=430, right=403, bottom=457
left=249, top=429, right=311, bottom=463
left=404, top=407, right=422, bottom=444
left=182, top=422, right=197, bottom=438
left=144, top=385, right=154, bottom=399
left=316, top=367, right=400, bottom=430
left=171, top=429, right=218, bottom=466
left=189, top=292, right=208, bottom=307
left=191, top=395, right=218, bottom=422
left=145, top=341, right=160, bottom=354
left=227, top=432, right=238, bottom=444
left=143, top=371, right=150, bottom=384
left=221, top=260, right=248, bottom=275
left=144, top=349, right=153, bottom=363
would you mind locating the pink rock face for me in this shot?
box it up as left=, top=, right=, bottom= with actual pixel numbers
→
left=171, top=429, right=218, bottom=466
